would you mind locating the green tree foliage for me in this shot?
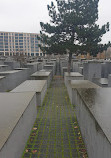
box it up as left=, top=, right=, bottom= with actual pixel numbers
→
left=39, top=0, right=110, bottom=61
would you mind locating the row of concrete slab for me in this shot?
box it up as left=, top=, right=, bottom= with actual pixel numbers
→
left=63, top=61, right=111, bottom=157
left=0, top=59, right=57, bottom=92
left=60, top=58, right=111, bottom=87
left=0, top=58, right=57, bottom=158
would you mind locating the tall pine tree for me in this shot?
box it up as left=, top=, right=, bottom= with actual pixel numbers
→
left=39, top=0, right=110, bottom=71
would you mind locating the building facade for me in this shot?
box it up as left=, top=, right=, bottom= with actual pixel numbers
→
left=0, top=31, right=43, bottom=56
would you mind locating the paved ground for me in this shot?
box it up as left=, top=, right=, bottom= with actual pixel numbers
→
left=22, top=74, right=88, bottom=158
left=22, top=61, right=88, bottom=158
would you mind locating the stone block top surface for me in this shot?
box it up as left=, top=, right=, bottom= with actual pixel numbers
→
left=70, top=80, right=99, bottom=88
left=65, top=72, right=83, bottom=77
left=60, top=58, right=67, bottom=60
left=62, top=67, right=71, bottom=71
left=77, top=88, right=111, bottom=143
left=39, top=69, right=52, bottom=72
left=62, top=67, right=68, bottom=69
left=0, top=70, right=22, bottom=75
left=26, top=62, right=39, bottom=66
left=50, top=59, right=56, bottom=61
left=14, top=68, right=29, bottom=70
left=0, top=92, right=35, bottom=150
left=79, top=67, right=83, bottom=69
left=44, top=65, right=54, bottom=67
left=0, top=65, right=8, bottom=67
left=11, top=80, right=47, bottom=92
left=4, top=61, right=15, bottom=63
left=0, top=76, right=5, bottom=80
left=46, top=62, right=55, bottom=64
left=98, top=78, right=108, bottom=85
left=31, top=71, right=51, bottom=77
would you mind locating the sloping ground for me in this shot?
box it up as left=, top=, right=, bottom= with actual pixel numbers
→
left=22, top=76, right=88, bottom=158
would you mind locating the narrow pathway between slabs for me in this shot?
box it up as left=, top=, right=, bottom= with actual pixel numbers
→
left=22, top=59, right=88, bottom=158
left=22, top=75, right=88, bottom=158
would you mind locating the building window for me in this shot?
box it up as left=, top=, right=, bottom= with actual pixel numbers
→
left=4, top=33, right=8, bottom=35
left=0, top=43, right=3, bottom=45
left=35, top=48, right=39, bottom=52
left=19, top=34, right=23, bottom=36
left=35, top=40, right=38, bottom=43
left=31, top=53, right=34, bottom=56
left=19, top=37, right=23, bottom=39
left=19, top=39, right=23, bottom=42
left=4, top=40, right=8, bottom=43
left=0, top=45, right=3, bottom=48
left=4, top=43, right=8, bottom=45
left=36, top=53, right=39, bottom=56
left=19, top=43, right=23, bottom=45
left=0, top=52, right=4, bottom=55
left=5, top=52, right=9, bottom=56
left=19, top=45, right=23, bottom=48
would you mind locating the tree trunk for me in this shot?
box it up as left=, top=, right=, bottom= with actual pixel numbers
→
left=68, top=52, right=72, bottom=74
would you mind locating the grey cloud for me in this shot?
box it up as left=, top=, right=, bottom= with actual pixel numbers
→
left=0, top=0, right=110, bottom=43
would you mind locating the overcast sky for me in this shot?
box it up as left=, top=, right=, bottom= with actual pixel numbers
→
left=0, top=0, right=110, bottom=43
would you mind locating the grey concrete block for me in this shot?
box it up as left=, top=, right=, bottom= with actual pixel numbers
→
left=0, top=60, right=4, bottom=65
left=0, top=65, right=10, bottom=72
left=24, top=62, right=38, bottom=74
left=108, top=74, right=111, bottom=87
left=72, top=61, right=81, bottom=72
left=46, top=61, right=56, bottom=72
left=14, top=68, right=31, bottom=80
left=37, top=62, right=43, bottom=71
left=0, top=69, right=31, bottom=92
left=61, top=67, right=72, bottom=77
left=101, top=62, right=111, bottom=78
left=0, top=92, right=37, bottom=158
left=31, top=71, right=52, bottom=87
left=93, top=78, right=108, bottom=87
left=75, top=88, right=111, bottom=158
left=67, top=80, right=99, bottom=105
left=64, top=72, right=84, bottom=87
left=78, top=67, right=83, bottom=75
left=101, top=63, right=107, bottom=78
left=11, top=80, right=47, bottom=106
left=43, top=65, right=55, bottom=76
left=0, top=70, right=23, bottom=91
left=60, top=61, right=68, bottom=68
left=0, top=76, right=6, bottom=91
left=4, top=61, right=20, bottom=69
left=83, top=62, right=102, bottom=81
